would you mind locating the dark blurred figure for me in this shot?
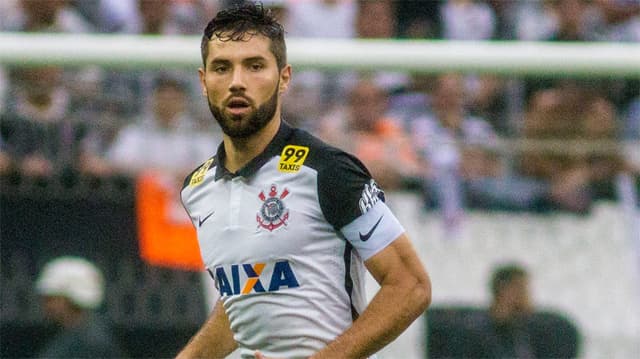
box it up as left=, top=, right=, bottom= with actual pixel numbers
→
left=395, top=0, right=441, bottom=39
left=427, top=263, right=581, bottom=358
left=485, top=264, right=536, bottom=358
left=481, top=264, right=581, bottom=358
left=35, top=256, right=126, bottom=358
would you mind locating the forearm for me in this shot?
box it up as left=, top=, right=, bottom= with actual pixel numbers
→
left=176, top=300, right=237, bottom=359
left=311, top=273, right=431, bottom=358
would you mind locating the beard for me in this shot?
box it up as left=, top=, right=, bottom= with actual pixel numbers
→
left=207, top=83, right=279, bottom=139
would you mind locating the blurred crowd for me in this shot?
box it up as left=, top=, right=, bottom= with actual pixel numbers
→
left=0, top=0, right=639, bottom=215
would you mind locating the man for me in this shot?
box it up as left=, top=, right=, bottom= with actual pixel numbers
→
left=35, top=256, right=125, bottom=358
left=178, top=3, right=431, bottom=358
left=476, top=264, right=541, bottom=358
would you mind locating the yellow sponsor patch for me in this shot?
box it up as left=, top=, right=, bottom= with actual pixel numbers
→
left=189, top=158, right=214, bottom=186
left=278, top=145, right=309, bottom=173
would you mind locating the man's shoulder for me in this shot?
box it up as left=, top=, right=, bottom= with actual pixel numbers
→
left=182, top=156, right=216, bottom=191
left=287, top=127, right=364, bottom=172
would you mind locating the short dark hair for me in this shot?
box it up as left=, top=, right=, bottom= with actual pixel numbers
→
left=490, top=263, right=528, bottom=297
left=200, top=2, right=287, bottom=70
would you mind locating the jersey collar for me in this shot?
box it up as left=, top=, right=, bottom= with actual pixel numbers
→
left=214, top=121, right=294, bottom=181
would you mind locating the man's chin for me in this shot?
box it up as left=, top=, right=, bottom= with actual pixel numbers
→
left=220, top=119, right=258, bottom=138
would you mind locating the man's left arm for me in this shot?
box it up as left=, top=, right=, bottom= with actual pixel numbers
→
left=311, top=233, right=431, bottom=359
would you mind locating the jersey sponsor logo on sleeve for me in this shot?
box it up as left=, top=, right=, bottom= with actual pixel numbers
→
left=358, top=179, right=383, bottom=214
left=256, top=184, right=290, bottom=232
left=278, top=145, right=309, bottom=173
left=209, top=260, right=300, bottom=297
left=189, top=158, right=214, bottom=187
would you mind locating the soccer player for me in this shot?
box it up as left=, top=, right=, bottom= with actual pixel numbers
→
left=178, top=2, right=431, bottom=358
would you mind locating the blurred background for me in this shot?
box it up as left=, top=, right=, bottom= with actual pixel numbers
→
left=0, top=0, right=638, bottom=358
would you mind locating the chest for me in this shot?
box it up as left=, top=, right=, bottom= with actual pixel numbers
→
left=189, top=165, right=334, bottom=268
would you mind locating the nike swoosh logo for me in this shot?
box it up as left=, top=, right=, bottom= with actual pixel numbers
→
left=359, top=215, right=383, bottom=242
left=198, top=211, right=215, bottom=227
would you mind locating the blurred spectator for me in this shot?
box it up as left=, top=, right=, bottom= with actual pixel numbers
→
left=427, top=263, right=581, bottom=358
left=408, top=74, right=504, bottom=225
left=395, top=0, right=441, bottom=39
left=67, top=0, right=216, bottom=34
left=354, top=0, right=410, bottom=93
left=523, top=0, right=638, bottom=109
left=318, top=77, right=423, bottom=190
left=485, top=263, right=536, bottom=358
left=0, top=0, right=19, bottom=30
left=517, top=83, right=625, bottom=211
left=438, top=2, right=509, bottom=136
left=286, top=0, right=356, bottom=38
left=283, top=0, right=357, bottom=112
left=480, top=263, right=580, bottom=358
left=35, top=256, right=126, bottom=358
left=96, top=0, right=210, bottom=132
left=514, top=0, right=558, bottom=41
left=1, top=0, right=93, bottom=32
left=0, top=66, right=96, bottom=178
left=69, top=0, right=135, bottom=32
left=122, top=0, right=206, bottom=35
left=387, top=74, right=433, bottom=127
left=591, top=0, right=640, bottom=42
left=355, top=0, right=396, bottom=39
left=440, top=0, right=496, bottom=40
left=484, top=0, right=521, bottom=40
left=547, top=0, right=599, bottom=41
left=105, top=75, right=218, bottom=178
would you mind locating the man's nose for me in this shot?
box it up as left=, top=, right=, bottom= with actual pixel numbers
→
left=229, top=67, right=247, bottom=92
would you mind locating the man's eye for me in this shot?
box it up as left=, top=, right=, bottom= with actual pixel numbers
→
left=214, top=66, right=228, bottom=74
left=250, top=63, right=264, bottom=71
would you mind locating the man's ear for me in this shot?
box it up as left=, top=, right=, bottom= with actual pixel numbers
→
left=279, top=65, right=292, bottom=94
left=198, top=67, right=207, bottom=96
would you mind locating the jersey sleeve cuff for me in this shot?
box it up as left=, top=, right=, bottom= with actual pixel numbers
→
left=339, top=201, right=405, bottom=261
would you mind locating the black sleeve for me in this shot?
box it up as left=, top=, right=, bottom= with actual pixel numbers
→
left=316, top=149, right=385, bottom=230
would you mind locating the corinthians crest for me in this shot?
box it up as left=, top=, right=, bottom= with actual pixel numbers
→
left=257, top=184, right=290, bottom=231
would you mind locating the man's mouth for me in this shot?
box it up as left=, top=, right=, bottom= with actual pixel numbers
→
left=226, top=98, right=251, bottom=115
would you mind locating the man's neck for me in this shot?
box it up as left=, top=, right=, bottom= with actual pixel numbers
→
left=223, top=117, right=281, bottom=173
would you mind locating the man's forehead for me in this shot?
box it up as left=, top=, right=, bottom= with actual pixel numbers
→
left=207, top=33, right=273, bottom=59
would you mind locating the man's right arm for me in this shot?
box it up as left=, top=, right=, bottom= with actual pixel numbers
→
left=176, top=299, right=237, bottom=359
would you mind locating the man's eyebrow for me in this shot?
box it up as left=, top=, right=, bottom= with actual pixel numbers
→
left=209, top=59, right=231, bottom=66
left=243, top=56, right=267, bottom=63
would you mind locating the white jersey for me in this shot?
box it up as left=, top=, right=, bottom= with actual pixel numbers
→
left=181, top=122, right=404, bottom=358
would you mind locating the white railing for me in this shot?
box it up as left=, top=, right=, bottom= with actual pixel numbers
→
left=0, top=32, right=639, bottom=76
